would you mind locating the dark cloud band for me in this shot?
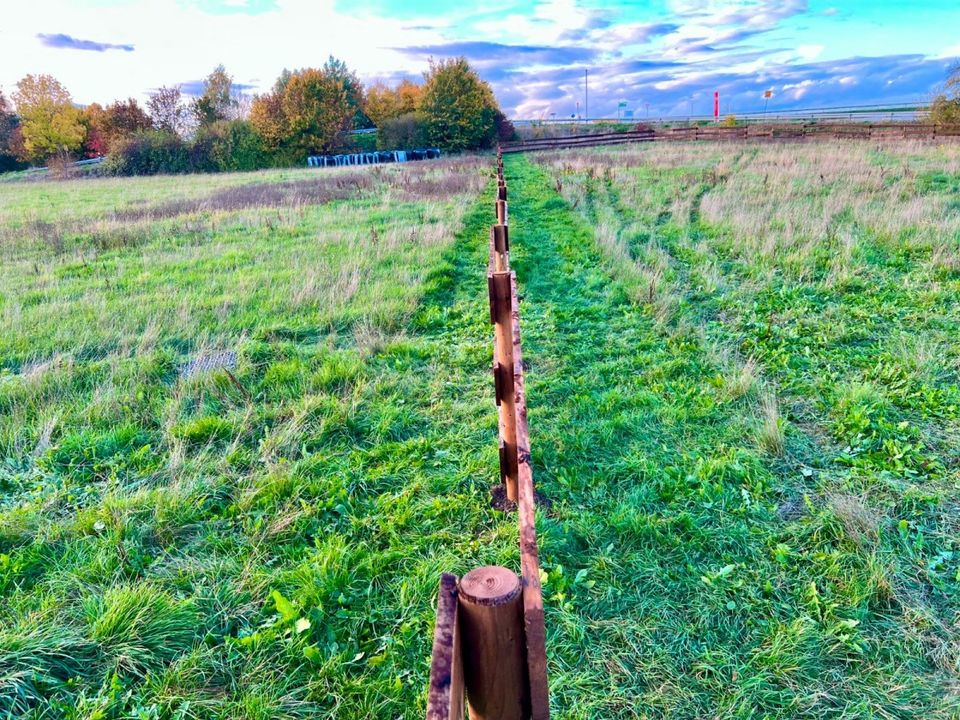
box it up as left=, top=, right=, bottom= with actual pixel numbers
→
left=37, top=33, right=134, bottom=52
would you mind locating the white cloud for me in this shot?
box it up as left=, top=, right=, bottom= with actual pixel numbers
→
left=795, top=44, right=823, bottom=61
left=0, top=0, right=445, bottom=104
left=937, top=44, right=960, bottom=60
left=781, top=78, right=815, bottom=99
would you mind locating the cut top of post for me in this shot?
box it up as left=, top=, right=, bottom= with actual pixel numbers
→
left=459, top=566, right=522, bottom=606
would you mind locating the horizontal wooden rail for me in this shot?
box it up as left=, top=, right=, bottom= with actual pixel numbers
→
left=426, top=574, right=464, bottom=720
left=507, top=269, right=549, bottom=719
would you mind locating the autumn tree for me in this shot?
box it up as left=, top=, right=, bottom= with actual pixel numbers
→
left=148, top=85, right=188, bottom=135
left=79, top=98, right=152, bottom=157
left=366, top=79, right=422, bottom=126
left=12, top=74, right=85, bottom=163
left=105, top=99, right=152, bottom=141
left=250, top=64, right=356, bottom=159
left=419, top=58, right=500, bottom=151
left=193, top=65, right=237, bottom=127
left=249, top=91, right=285, bottom=149
left=81, top=102, right=108, bottom=157
left=281, top=69, right=352, bottom=154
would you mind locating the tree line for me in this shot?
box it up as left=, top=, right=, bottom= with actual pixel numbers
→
left=0, top=57, right=514, bottom=175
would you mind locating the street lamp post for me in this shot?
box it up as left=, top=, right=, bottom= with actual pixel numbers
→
left=584, top=68, right=589, bottom=122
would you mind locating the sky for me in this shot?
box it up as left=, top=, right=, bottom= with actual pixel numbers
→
left=1, top=0, right=958, bottom=119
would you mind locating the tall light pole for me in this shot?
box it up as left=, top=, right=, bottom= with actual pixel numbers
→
left=584, top=68, right=589, bottom=122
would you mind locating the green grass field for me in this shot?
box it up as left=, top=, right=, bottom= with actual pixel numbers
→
left=1, top=143, right=959, bottom=718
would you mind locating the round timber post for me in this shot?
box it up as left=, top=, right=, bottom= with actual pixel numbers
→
left=458, top=566, right=530, bottom=720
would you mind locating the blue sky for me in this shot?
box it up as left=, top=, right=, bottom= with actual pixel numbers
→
left=1, top=0, right=958, bottom=118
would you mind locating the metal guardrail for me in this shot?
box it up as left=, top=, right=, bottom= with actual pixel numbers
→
left=512, top=102, right=929, bottom=126
left=503, top=123, right=960, bottom=154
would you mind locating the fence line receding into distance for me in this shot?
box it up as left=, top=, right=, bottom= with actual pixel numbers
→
left=425, top=152, right=550, bottom=720
left=502, top=122, right=960, bottom=154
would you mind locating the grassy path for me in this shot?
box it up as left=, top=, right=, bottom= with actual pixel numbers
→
left=502, top=154, right=954, bottom=718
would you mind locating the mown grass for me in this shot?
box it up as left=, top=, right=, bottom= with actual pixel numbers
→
left=2, top=142, right=959, bottom=718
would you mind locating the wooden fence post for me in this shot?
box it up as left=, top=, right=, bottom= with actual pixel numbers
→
left=458, top=566, right=530, bottom=720
left=488, top=270, right=518, bottom=502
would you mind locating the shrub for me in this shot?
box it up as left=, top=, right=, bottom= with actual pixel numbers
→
left=216, top=120, right=270, bottom=170
left=105, top=123, right=270, bottom=175
left=105, top=130, right=190, bottom=175
left=929, top=95, right=960, bottom=125
left=376, top=112, right=427, bottom=150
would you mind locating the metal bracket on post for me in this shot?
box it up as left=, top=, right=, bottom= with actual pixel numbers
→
left=493, top=362, right=505, bottom=406
left=492, top=224, right=509, bottom=253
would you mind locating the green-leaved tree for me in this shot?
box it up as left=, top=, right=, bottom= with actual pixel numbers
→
left=322, top=56, right=369, bottom=128
left=12, top=74, right=85, bottom=164
left=193, top=65, right=237, bottom=127
left=419, top=58, right=500, bottom=151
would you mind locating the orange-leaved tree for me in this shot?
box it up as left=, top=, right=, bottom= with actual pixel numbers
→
left=250, top=64, right=355, bottom=160
left=366, top=79, right=422, bottom=126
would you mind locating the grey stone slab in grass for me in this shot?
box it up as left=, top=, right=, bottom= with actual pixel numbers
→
left=179, top=350, right=237, bottom=379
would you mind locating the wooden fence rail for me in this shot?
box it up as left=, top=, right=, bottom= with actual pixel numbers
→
left=426, top=151, right=550, bottom=720
left=501, top=122, right=960, bottom=154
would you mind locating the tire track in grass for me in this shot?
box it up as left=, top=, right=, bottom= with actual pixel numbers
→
left=502, top=154, right=954, bottom=719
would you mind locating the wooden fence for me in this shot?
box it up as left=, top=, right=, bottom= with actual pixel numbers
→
left=426, top=152, right=550, bottom=720
left=502, top=122, right=960, bottom=154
